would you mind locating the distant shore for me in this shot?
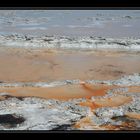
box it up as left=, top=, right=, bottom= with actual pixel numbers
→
left=1, top=34, right=140, bottom=50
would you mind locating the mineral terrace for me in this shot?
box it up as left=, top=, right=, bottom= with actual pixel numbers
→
left=0, top=34, right=140, bottom=130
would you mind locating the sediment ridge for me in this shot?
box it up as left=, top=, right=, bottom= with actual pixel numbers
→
left=0, top=74, right=140, bottom=130
left=0, top=34, right=140, bottom=50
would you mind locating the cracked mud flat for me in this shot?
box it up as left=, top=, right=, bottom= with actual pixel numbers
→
left=0, top=35, right=140, bottom=130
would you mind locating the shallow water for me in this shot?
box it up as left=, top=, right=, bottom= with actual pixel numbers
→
left=0, top=10, right=140, bottom=37
left=0, top=48, right=140, bottom=82
left=0, top=84, right=112, bottom=100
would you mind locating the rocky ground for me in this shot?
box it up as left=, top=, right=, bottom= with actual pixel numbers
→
left=0, top=73, right=140, bottom=130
